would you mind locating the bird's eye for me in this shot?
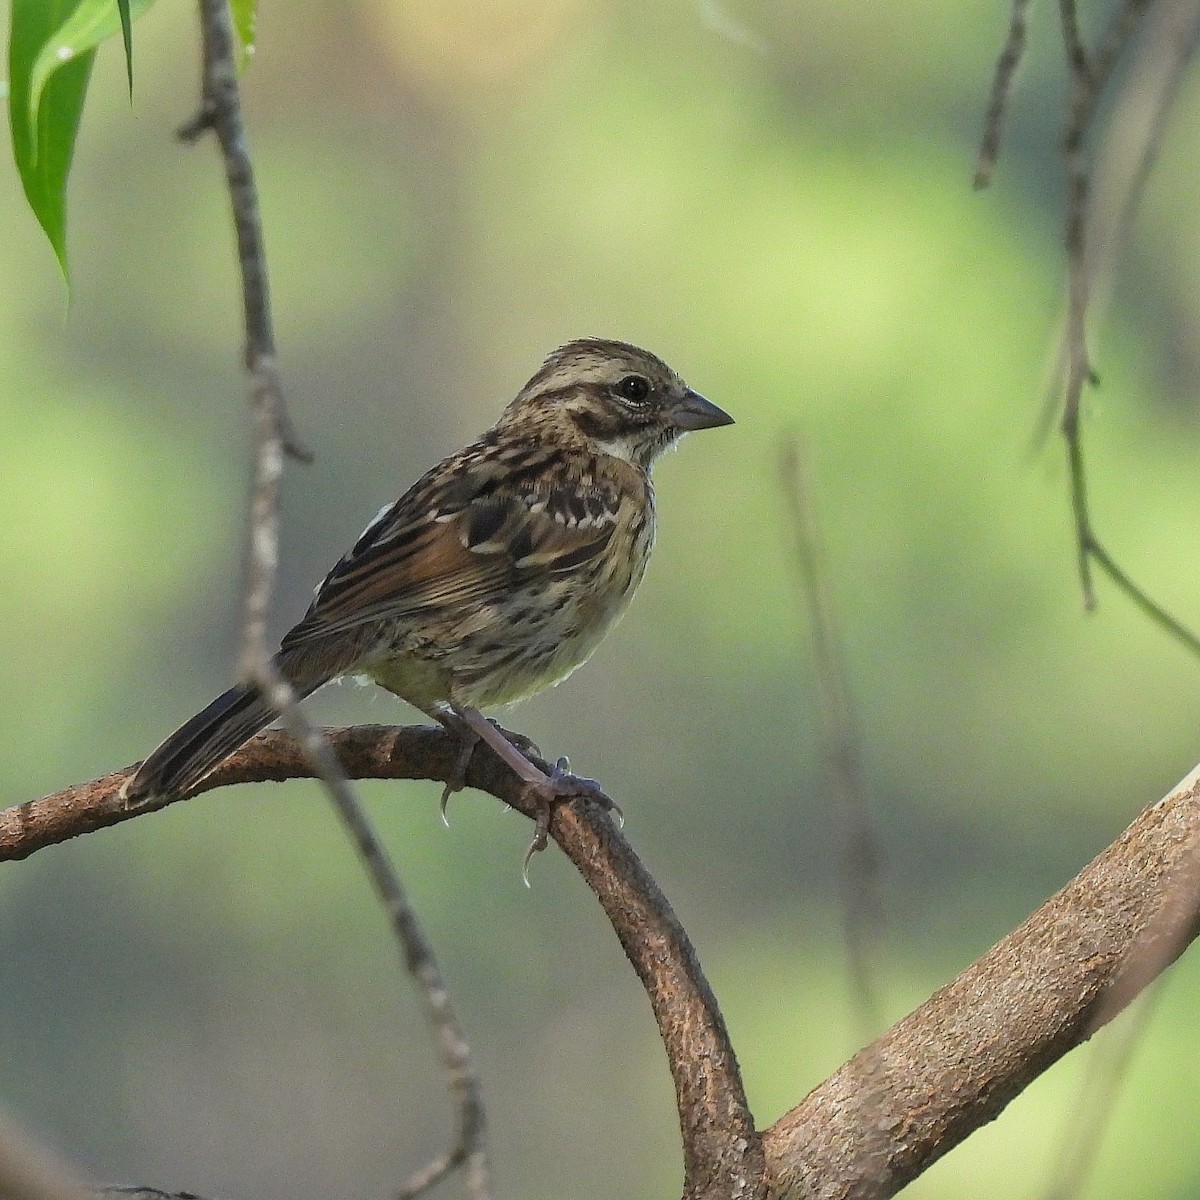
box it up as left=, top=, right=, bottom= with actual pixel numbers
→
left=616, top=374, right=650, bottom=404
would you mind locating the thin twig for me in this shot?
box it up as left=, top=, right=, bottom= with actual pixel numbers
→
left=1057, top=0, right=1099, bottom=510
left=179, top=0, right=310, bottom=683
left=1090, top=0, right=1200, bottom=311
left=1058, top=0, right=1093, bottom=86
left=326, top=779, right=490, bottom=1200
left=1043, top=989, right=1158, bottom=1200
left=179, top=3, right=491, bottom=1193
left=778, top=437, right=884, bottom=1043
left=1091, top=0, right=1156, bottom=86
left=1032, top=0, right=1161, bottom=449
left=1050, top=0, right=1200, bottom=651
left=975, top=0, right=1034, bottom=189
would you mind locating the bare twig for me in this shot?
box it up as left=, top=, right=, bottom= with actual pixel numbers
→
left=1056, top=0, right=1176, bottom=618
left=779, top=437, right=884, bottom=1043
left=1055, top=0, right=1200, bottom=652
left=1087, top=0, right=1200, bottom=322
left=989, top=0, right=1200, bottom=649
left=178, top=0, right=310, bottom=680
left=331, top=786, right=490, bottom=1200
left=177, top=3, right=491, bottom=1193
left=1043, top=989, right=1157, bottom=1200
left=1058, top=0, right=1093, bottom=85
left=975, top=0, right=1033, bottom=187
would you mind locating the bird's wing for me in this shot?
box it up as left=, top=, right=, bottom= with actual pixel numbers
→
left=280, top=441, right=625, bottom=647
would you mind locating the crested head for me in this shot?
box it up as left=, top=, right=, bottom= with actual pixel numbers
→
left=498, top=338, right=733, bottom=470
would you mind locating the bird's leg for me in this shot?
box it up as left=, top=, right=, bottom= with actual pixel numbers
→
left=422, top=705, right=478, bottom=825
left=425, top=705, right=542, bottom=824
left=451, top=706, right=622, bottom=883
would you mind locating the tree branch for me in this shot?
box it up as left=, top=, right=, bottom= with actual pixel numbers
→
left=5, top=731, right=763, bottom=1200
left=762, top=762, right=1200, bottom=1198
left=10, top=739, right=1200, bottom=1197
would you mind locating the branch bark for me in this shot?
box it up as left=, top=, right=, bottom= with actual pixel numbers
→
left=4, top=730, right=764, bottom=1200
left=8, top=738, right=1200, bottom=1198
left=762, top=763, right=1200, bottom=1198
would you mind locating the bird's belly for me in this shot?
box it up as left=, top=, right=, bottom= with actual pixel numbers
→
left=449, top=550, right=649, bottom=709
left=363, top=518, right=654, bottom=713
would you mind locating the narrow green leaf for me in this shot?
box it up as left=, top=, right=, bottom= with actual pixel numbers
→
left=28, top=0, right=156, bottom=125
left=8, top=0, right=157, bottom=280
left=117, top=0, right=133, bottom=96
left=8, top=0, right=94, bottom=277
left=230, top=0, right=258, bottom=68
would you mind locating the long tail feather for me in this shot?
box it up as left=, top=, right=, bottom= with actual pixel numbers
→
left=122, top=654, right=328, bottom=801
left=122, top=685, right=275, bottom=801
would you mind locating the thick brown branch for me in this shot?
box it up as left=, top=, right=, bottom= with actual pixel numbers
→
left=4, top=729, right=763, bottom=1200
left=762, top=763, right=1200, bottom=1199
left=548, top=805, right=766, bottom=1200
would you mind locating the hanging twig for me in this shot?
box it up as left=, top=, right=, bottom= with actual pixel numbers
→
left=975, top=0, right=1034, bottom=188
left=979, top=0, right=1200, bottom=648
left=176, top=3, right=491, bottom=1194
left=779, top=436, right=884, bottom=1044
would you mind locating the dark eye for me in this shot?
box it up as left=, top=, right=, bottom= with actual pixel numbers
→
left=616, top=374, right=650, bottom=404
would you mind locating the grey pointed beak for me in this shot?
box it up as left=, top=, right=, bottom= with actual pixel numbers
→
left=669, top=388, right=734, bottom=431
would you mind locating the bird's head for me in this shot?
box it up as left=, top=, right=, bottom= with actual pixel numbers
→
left=501, top=338, right=733, bottom=470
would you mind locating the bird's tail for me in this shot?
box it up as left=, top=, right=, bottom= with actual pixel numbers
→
left=121, top=655, right=326, bottom=803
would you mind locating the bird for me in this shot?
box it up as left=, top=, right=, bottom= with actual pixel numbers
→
left=121, top=338, right=733, bottom=838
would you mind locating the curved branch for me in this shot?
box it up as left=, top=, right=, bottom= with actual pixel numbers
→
left=2, top=729, right=765, bottom=1200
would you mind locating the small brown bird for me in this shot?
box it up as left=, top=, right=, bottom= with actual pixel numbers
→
left=122, top=338, right=732, bottom=821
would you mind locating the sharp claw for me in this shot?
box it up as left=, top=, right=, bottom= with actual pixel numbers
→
left=439, top=784, right=453, bottom=827
left=520, top=791, right=553, bottom=886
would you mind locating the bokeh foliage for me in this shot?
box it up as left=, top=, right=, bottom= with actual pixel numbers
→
left=4, top=2, right=1200, bottom=1197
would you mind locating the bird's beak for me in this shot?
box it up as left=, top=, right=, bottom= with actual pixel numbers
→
left=669, top=388, right=734, bottom=431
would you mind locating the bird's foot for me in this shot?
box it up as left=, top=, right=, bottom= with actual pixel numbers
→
left=438, top=727, right=477, bottom=825
left=435, top=717, right=543, bottom=825
left=444, top=707, right=621, bottom=882
left=520, top=756, right=622, bottom=887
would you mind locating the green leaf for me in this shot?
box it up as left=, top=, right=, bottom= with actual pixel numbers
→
left=8, top=0, right=94, bottom=278
left=7, top=0, right=157, bottom=280
left=117, top=0, right=133, bottom=96
left=230, top=0, right=258, bottom=68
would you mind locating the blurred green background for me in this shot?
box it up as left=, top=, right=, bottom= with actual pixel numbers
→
left=5, top=1, right=1200, bottom=1196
